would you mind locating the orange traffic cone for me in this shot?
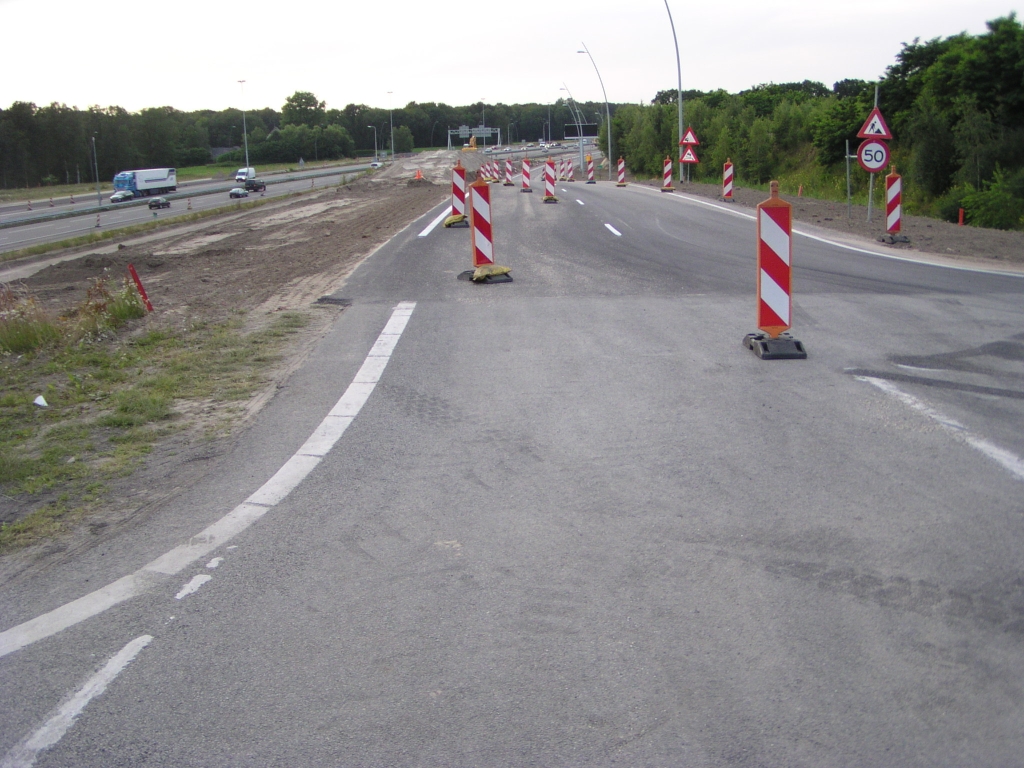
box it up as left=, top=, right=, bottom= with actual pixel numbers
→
left=414, top=169, right=424, bottom=181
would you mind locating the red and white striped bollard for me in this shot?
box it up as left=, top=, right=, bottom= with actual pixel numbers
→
left=543, top=157, right=558, bottom=203
left=661, top=156, right=674, bottom=192
left=504, top=157, right=514, bottom=186
left=586, top=154, right=595, bottom=184
left=723, top=158, right=734, bottom=201
left=521, top=158, right=533, bottom=193
left=469, top=177, right=494, bottom=268
left=886, top=167, right=902, bottom=234
left=445, top=161, right=467, bottom=226
left=616, top=157, right=627, bottom=187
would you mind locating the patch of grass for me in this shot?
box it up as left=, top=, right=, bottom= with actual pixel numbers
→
left=0, top=306, right=315, bottom=551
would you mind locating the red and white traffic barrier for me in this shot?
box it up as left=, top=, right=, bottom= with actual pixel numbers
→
left=444, top=161, right=467, bottom=226
left=616, top=157, right=626, bottom=187
left=69, top=194, right=74, bottom=205
left=723, top=159, right=734, bottom=201
left=586, top=154, right=595, bottom=184
left=567, top=158, right=575, bottom=182
left=504, top=157, right=514, bottom=186
left=744, top=181, right=806, bottom=359
left=521, top=158, right=533, bottom=193
left=95, top=213, right=101, bottom=228
left=26, top=200, right=32, bottom=211
left=886, top=168, right=902, bottom=234
left=469, top=177, right=494, bottom=267
left=452, top=161, right=466, bottom=216
left=187, top=198, right=192, bottom=210
left=49, top=198, right=54, bottom=207
left=756, top=181, right=792, bottom=337
left=661, top=156, right=674, bottom=192
left=543, top=157, right=558, bottom=202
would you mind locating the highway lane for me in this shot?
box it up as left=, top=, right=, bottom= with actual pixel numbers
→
left=0, top=165, right=374, bottom=222
left=0, top=169, right=364, bottom=255
left=2, top=179, right=1023, bottom=765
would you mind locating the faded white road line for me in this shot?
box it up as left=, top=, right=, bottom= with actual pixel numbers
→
left=0, top=303, right=417, bottom=659
left=0, top=635, right=152, bottom=768
left=604, top=223, right=622, bottom=237
left=635, top=184, right=1024, bottom=278
left=174, top=574, right=212, bottom=600
left=858, top=376, right=1024, bottom=482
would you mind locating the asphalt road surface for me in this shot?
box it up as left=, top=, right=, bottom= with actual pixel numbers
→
left=2, top=180, right=1023, bottom=766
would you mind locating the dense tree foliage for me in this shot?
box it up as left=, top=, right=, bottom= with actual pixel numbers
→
left=606, top=14, right=1024, bottom=228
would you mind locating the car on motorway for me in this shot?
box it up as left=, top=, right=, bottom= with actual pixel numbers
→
left=370, top=161, right=383, bottom=169
left=244, top=178, right=266, bottom=192
left=147, top=197, right=171, bottom=209
left=483, top=148, right=493, bottom=154
left=229, top=188, right=248, bottom=199
left=109, top=190, right=134, bottom=203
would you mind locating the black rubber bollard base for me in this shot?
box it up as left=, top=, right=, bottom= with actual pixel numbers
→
left=743, top=332, right=807, bottom=360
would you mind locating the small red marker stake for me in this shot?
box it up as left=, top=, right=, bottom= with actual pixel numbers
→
left=127, top=264, right=154, bottom=312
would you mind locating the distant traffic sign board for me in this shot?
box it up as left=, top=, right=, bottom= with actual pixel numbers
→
left=857, top=108, right=892, bottom=140
left=679, top=126, right=700, bottom=146
left=857, top=139, right=889, bottom=173
left=680, top=146, right=700, bottom=164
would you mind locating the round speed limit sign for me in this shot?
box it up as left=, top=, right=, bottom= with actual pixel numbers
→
left=857, top=139, right=889, bottom=173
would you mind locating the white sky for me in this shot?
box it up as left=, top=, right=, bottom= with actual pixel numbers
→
left=1, top=0, right=1019, bottom=113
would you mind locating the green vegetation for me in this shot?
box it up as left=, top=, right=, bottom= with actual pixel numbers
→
left=607, top=14, right=1024, bottom=230
left=0, top=280, right=311, bottom=549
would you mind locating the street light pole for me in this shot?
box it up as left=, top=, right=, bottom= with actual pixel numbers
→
left=388, top=91, right=394, bottom=163
left=238, top=80, right=250, bottom=171
left=91, top=135, right=101, bottom=207
left=663, top=0, right=684, bottom=183
left=367, top=125, right=378, bottom=163
left=578, top=42, right=613, bottom=180
left=561, top=84, right=585, bottom=172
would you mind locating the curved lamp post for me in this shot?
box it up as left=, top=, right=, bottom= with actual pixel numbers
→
left=577, top=43, right=613, bottom=180
left=663, top=0, right=684, bottom=182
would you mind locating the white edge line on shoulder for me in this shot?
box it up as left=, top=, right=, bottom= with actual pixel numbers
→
left=0, top=303, right=417, bottom=660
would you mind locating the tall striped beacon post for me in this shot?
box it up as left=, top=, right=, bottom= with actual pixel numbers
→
left=616, top=157, right=627, bottom=187
left=469, top=176, right=494, bottom=268
left=722, top=158, right=734, bottom=201
left=543, top=157, right=558, bottom=203
left=521, top=158, right=533, bottom=193
left=504, top=157, right=514, bottom=186
left=586, top=154, right=596, bottom=184
left=566, top=158, right=575, bottom=182
left=661, top=156, right=674, bottom=192
left=886, top=166, right=902, bottom=234
left=444, top=161, right=468, bottom=227
left=744, top=181, right=807, bottom=359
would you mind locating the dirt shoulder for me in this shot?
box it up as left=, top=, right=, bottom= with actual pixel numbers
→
left=0, top=158, right=448, bottom=581
left=634, top=177, right=1024, bottom=269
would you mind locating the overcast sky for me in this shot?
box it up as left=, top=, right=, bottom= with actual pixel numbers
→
left=2, top=0, right=1019, bottom=114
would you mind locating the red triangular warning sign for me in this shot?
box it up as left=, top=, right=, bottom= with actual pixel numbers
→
left=679, top=146, right=699, bottom=164
left=679, top=126, right=700, bottom=146
left=857, top=107, right=892, bottom=140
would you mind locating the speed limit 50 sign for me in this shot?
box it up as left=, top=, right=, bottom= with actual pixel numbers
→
left=857, top=139, right=889, bottom=173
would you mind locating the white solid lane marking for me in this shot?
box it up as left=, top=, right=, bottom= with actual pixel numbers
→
left=417, top=208, right=449, bottom=237
left=0, top=635, right=152, bottom=768
left=0, top=303, right=417, bottom=660
left=858, top=376, right=1024, bottom=482
left=635, top=184, right=1024, bottom=278
left=605, top=223, right=622, bottom=237
left=576, top=200, right=585, bottom=205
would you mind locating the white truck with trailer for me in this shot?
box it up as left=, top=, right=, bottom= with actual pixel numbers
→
left=111, top=168, right=177, bottom=197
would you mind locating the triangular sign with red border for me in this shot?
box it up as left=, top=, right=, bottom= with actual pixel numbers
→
left=679, top=126, right=700, bottom=146
left=857, top=107, right=892, bottom=140
left=679, top=146, right=699, bottom=164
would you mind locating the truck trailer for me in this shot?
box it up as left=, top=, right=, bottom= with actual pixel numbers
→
left=112, top=168, right=177, bottom=196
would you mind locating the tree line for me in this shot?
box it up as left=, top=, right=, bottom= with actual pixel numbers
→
left=0, top=91, right=603, bottom=189
left=606, top=14, right=1024, bottom=229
